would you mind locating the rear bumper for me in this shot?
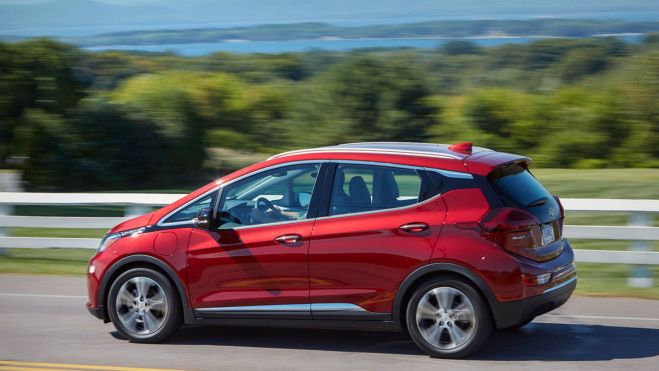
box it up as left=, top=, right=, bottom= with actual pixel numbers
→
left=491, top=276, right=576, bottom=329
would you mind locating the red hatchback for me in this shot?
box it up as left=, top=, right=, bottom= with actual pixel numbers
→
left=86, top=142, right=576, bottom=358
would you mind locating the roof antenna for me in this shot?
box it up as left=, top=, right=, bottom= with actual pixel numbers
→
left=448, top=142, right=473, bottom=154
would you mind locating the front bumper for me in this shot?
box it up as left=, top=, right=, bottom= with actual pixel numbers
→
left=491, top=276, right=576, bottom=329
left=86, top=302, right=107, bottom=322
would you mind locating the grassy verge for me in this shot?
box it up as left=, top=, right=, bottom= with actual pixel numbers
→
left=533, top=168, right=659, bottom=199
left=10, top=228, right=108, bottom=238
left=0, top=248, right=94, bottom=275
left=574, top=263, right=659, bottom=299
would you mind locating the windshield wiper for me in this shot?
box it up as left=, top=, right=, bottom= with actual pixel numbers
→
left=526, top=197, right=548, bottom=207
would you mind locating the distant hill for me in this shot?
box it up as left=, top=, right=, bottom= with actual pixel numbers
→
left=1, top=0, right=658, bottom=36
left=55, top=19, right=659, bottom=47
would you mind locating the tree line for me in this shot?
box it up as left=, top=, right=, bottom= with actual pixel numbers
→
left=1, top=36, right=658, bottom=191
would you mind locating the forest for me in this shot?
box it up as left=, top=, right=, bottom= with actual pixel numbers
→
left=1, top=35, right=658, bottom=191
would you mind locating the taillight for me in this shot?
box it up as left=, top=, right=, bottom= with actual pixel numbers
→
left=523, top=273, right=552, bottom=286
left=480, top=207, right=546, bottom=261
left=480, top=207, right=538, bottom=231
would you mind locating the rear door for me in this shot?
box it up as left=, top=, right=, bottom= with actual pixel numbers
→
left=308, top=162, right=446, bottom=318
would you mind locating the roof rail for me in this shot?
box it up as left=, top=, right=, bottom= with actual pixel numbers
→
left=267, top=145, right=463, bottom=161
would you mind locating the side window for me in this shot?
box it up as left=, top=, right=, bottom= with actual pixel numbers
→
left=163, top=193, right=214, bottom=224
left=217, top=163, right=321, bottom=229
left=329, top=164, right=424, bottom=216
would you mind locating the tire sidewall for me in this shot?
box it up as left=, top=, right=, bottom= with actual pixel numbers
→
left=406, top=278, right=492, bottom=358
left=107, top=267, right=181, bottom=343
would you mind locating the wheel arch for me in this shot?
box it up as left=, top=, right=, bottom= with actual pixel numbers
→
left=98, top=254, right=195, bottom=324
left=392, top=262, right=497, bottom=329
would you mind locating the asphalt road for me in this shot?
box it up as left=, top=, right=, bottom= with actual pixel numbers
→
left=2, top=274, right=659, bottom=371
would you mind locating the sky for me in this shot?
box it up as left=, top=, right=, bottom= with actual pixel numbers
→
left=0, top=0, right=159, bottom=4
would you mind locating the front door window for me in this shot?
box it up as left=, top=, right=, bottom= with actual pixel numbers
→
left=217, top=163, right=321, bottom=229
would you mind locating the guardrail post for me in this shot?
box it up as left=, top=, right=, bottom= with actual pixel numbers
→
left=0, top=204, right=12, bottom=256
left=124, top=205, right=150, bottom=218
left=627, top=212, right=653, bottom=288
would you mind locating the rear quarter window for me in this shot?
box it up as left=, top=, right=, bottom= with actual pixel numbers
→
left=488, top=163, right=559, bottom=224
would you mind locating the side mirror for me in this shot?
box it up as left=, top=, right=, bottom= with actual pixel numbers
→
left=297, top=192, right=312, bottom=208
left=193, top=207, right=212, bottom=229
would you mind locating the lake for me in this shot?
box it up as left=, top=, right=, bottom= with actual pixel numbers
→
left=83, top=34, right=646, bottom=56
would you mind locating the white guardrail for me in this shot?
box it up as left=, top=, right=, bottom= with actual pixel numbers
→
left=0, top=194, right=658, bottom=286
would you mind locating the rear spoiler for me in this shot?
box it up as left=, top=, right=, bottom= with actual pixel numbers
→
left=463, top=151, right=531, bottom=176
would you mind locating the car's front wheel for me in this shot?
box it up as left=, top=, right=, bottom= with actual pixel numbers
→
left=107, top=267, right=181, bottom=343
left=406, top=277, right=492, bottom=358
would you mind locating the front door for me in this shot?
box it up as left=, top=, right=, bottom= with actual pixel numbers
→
left=185, top=162, right=324, bottom=317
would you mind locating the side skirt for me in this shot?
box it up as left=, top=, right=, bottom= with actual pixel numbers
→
left=191, top=317, right=400, bottom=332
left=192, top=303, right=395, bottom=329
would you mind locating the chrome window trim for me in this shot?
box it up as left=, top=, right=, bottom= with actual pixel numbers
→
left=312, top=160, right=443, bottom=222
left=428, top=168, right=474, bottom=179
left=225, top=217, right=315, bottom=231
left=229, top=160, right=448, bottom=227
left=156, top=160, right=326, bottom=227
left=315, top=192, right=443, bottom=222
left=195, top=303, right=381, bottom=313
left=157, top=158, right=472, bottom=228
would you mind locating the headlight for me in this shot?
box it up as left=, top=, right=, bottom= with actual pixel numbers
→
left=98, top=227, right=146, bottom=252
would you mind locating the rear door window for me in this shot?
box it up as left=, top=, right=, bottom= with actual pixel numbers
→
left=328, top=164, right=437, bottom=216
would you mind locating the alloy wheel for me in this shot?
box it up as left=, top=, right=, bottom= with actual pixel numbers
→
left=415, top=286, right=477, bottom=350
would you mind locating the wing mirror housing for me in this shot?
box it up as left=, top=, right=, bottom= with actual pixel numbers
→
left=193, top=207, right=212, bottom=229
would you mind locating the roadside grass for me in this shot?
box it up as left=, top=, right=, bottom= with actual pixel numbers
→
left=1, top=168, right=658, bottom=298
left=0, top=248, right=93, bottom=275
left=574, top=263, right=659, bottom=299
left=10, top=228, right=107, bottom=238
left=532, top=168, right=659, bottom=199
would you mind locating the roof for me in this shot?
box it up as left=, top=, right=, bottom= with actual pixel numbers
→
left=268, top=142, right=494, bottom=161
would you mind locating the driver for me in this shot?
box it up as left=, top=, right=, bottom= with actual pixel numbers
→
left=250, top=198, right=305, bottom=225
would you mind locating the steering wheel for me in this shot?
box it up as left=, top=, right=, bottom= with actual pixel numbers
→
left=255, top=197, right=283, bottom=217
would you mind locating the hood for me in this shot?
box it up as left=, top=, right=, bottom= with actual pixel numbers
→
left=108, top=211, right=155, bottom=234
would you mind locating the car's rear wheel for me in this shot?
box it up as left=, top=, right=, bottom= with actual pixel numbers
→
left=406, top=278, right=492, bottom=358
left=107, top=268, right=181, bottom=343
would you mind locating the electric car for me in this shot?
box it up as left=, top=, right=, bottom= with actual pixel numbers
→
left=87, top=142, right=576, bottom=358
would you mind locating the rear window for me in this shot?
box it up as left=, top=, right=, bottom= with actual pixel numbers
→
left=488, top=163, right=558, bottom=224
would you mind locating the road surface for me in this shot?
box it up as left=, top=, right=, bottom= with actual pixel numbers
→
left=1, top=274, right=659, bottom=371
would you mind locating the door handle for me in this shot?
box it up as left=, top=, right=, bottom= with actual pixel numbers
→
left=399, top=223, right=430, bottom=233
left=274, top=234, right=302, bottom=245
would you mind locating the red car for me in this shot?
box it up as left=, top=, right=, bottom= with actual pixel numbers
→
left=86, top=142, right=576, bottom=358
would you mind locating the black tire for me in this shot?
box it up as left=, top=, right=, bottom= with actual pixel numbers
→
left=405, top=277, right=492, bottom=359
left=107, top=268, right=182, bottom=343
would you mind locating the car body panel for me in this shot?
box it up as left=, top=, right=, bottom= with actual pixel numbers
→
left=186, top=221, right=314, bottom=309
left=309, top=195, right=447, bottom=314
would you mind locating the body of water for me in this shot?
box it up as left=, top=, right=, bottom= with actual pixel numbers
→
left=3, top=10, right=659, bottom=37
left=83, top=34, right=646, bottom=56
